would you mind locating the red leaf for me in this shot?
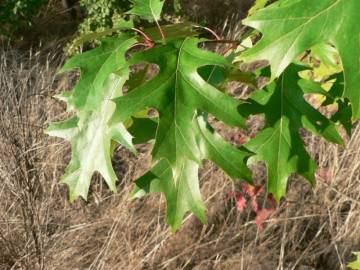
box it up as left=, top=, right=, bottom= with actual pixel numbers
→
left=255, top=208, right=275, bottom=230
left=251, top=197, right=260, bottom=212
left=227, top=191, right=235, bottom=199
left=255, top=194, right=278, bottom=230
left=237, top=136, right=248, bottom=145
left=236, top=192, right=247, bottom=212
left=241, top=183, right=264, bottom=197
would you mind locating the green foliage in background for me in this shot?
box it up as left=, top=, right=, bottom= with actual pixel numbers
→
left=0, top=0, right=45, bottom=36
left=70, top=0, right=180, bottom=54
left=78, top=0, right=131, bottom=35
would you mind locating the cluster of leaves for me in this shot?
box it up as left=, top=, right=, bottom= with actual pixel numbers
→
left=48, top=0, right=359, bottom=231
left=0, top=0, right=45, bottom=37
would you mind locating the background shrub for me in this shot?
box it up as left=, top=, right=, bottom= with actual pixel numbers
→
left=78, top=0, right=131, bottom=34
left=0, top=0, right=45, bottom=37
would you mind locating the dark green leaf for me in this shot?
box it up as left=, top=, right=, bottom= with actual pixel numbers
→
left=239, top=64, right=343, bottom=200
left=115, top=38, right=251, bottom=229
left=132, top=115, right=252, bottom=230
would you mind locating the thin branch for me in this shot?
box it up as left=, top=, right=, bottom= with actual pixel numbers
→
left=129, top=43, right=152, bottom=50
left=131, top=28, right=154, bottom=43
left=194, top=26, right=221, bottom=40
left=154, top=19, right=166, bottom=41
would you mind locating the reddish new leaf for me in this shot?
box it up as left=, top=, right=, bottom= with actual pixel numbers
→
left=236, top=192, right=247, bottom=212
left=255, top=208, right=274, bottom=230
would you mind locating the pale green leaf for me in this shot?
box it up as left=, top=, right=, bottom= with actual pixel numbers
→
left=47, top=74, right=136, bottom=201
left=59, top=35, right=136, bottom=116
left=46, top=35, right=137, bottom=201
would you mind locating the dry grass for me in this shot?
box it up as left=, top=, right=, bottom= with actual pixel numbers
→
left=1, top=41, right=360, bottom=270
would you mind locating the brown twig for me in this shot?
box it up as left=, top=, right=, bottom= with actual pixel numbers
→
left=194, top=25, right=221, bottom=40
left=154, top=19, right=166, bottom=41
left=132, top=27, right=154, bottom=43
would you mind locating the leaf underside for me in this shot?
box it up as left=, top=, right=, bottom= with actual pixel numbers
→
left=46, top=35, right=137, bottom=201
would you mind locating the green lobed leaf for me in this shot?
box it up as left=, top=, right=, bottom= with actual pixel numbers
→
left=47, top=74, right=135, bottom=201
left=115, top=38, right=252, bottom=230
left=238, top=0, right=360, bottom=120
left=297, top=76, right=352, bottom=135
left=46, top=35, right=137, bottom=201
left=239, top=64, right=343, bottom=201
left=59, top=35, right=137, bottom=117
left=132, top=115, right=252, bottom=230
left=132, top=158, right=205, bottom=231
left=113, top=38, right=248, bottom=167
left=127, top=0, right=165, bottom=21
